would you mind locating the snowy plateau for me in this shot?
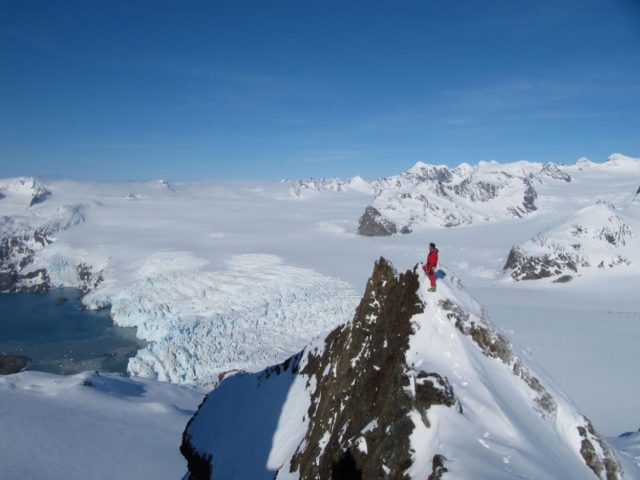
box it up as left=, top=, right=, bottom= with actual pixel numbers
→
left=1, top=153, right=640, bottom=479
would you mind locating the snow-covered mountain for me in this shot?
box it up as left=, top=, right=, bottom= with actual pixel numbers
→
left=0, top=200, right=97, bottom=293
left=356, top=160, right=554, bottom=235
left=288, top=176, right=374, bottom=197
left=355, top=155, right=640, bottom=236
left=181, top=258, right=635, bottom=479
left=504, top=190, right=639, bottom=282
left=0, top=176, right=51, bottom=208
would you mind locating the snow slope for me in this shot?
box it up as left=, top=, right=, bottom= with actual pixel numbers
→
left=611, top=431, right=640, bottom=472
left=503, top=199, right=638, bottom=281
left=181, top=259, right=636, bottom=479
left=0, top=370, right=204, bottom=480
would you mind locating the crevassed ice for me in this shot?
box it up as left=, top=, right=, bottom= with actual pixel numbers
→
left=84, top=253, right=359, bottom=385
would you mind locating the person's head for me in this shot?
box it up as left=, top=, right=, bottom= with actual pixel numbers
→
left=429, top=242, right=436, bottom=250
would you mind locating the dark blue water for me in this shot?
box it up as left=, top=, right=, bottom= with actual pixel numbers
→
left=0, top=288, right=145, bottom=375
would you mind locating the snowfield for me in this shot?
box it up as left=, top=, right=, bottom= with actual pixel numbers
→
left=0, top=371, right=204, bottom=480
left=1, top=153, right=640, bottom=479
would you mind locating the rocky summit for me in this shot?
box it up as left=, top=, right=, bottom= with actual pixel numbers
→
left=180, top=258, right=632, bottom=480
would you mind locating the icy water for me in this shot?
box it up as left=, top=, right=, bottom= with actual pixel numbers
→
left=0, top=289, right=145, bottom=375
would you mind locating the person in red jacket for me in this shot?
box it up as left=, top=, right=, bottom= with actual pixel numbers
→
left=422, top=242, right=439, bottom=292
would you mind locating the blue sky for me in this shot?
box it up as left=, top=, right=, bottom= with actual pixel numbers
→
left=1, top=0, right=639, bottom=180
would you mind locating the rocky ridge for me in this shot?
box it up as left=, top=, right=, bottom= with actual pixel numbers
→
left=180, top=258, right=628, bottom=479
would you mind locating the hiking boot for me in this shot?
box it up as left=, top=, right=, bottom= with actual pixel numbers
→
left=427, top=287, right=436, bottom=293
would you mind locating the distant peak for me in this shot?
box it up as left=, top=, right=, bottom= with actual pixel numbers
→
left=607, top=153, right=640, bottom=166
left=407, top=161, right=449, bottom=173
left=576, top=157, right=594, bottom=166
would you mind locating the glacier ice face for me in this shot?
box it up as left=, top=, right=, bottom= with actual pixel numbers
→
left=83, top=253, right=359, bottom=385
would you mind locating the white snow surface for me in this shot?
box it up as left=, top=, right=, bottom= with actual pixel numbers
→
left=0, top=370, right=204, bottom=480
left=405, top=274, right=614, bottom=479
left=1, top=153, right=639, bottom=439
left=185, top=359, right=313, bottom=479
left=611, top=431, right=640, bottom=472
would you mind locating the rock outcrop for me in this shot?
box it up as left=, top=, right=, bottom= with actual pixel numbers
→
left=0, top=204, right=91, bottom=292
left=180, top=258, right=630, bottom=480
left=357, top=206, right=411, bottom=236
left=0, top=355, right=30, bottom=375
left=539, top=162, right=572, bottom=182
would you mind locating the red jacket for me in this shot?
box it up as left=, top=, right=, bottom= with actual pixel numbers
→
left=424, top=249, right=438, bottom=272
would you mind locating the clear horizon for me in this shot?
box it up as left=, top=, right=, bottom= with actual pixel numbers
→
left=1, top=0, right=639, bottom=181
left=4, top=151, right=635, bottom=184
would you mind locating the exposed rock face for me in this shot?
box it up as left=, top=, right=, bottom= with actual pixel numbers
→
left=503, top=246, right=581, bottom=281
left=0, top=355, right=30, bottom=374
left=439, top=298, right=557, bottom=418
left=578, top=420, right=621, bottom=480
left=357, top=206, right=400, bottom=236
left=180, top=258, right=628, bottom=480
left=0, top=204, right=93, bottom=293
left=426, top=454, right=448, bottom=480
left=76, top=263, right=103, bottom=293
left=288, top=259, right=454, bottom=480
left=0, top=226, right=54, bottom=292
left=540, top=163, right=572, bottom=182
left=553, top=275, right=573, bottom=283
left=507, top=179, right=538, bottom=217
left=29, top=186, right=51, bottom=206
